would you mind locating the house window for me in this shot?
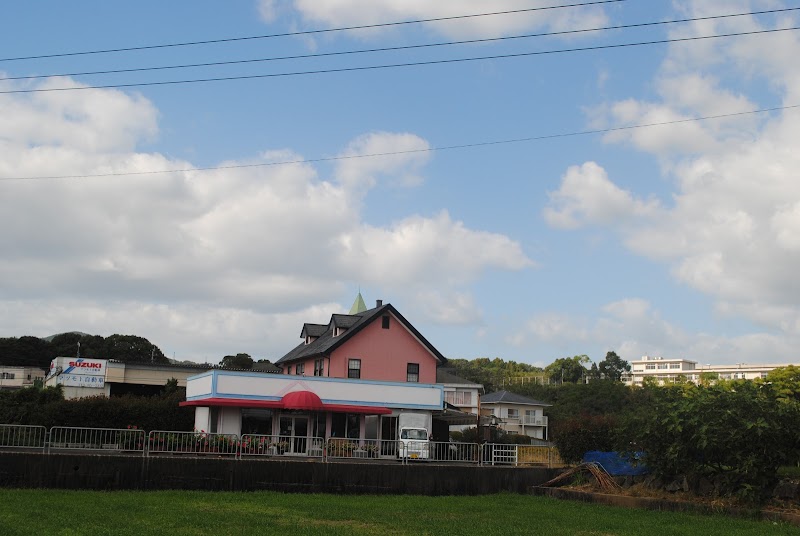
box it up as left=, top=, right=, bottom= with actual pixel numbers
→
left=444, top=390, right=472, bottom=406
left=296, top=363, right=305, bottom=375
left=406, top=363, right=419, bottom=382
left=314, top=359, right=324, bottom=376
left=0, top=372, right=14, bottom=380
left=507, top=409, right=519, bottom=420
left=348, top=359, right=361, bottom=379
left=382, top=315, right=390, bottom=329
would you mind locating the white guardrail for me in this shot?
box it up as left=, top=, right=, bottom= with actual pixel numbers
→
left=0, top=424, right=47, bottom=450
left=0, top=425, right=560, bottom=466
left=49, top=426, right=146, bottom=454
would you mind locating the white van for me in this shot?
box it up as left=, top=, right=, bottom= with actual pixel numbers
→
left=399, top=427, right=430, bottom=460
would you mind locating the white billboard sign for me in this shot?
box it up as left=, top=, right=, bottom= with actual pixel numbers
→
left=60, top=358, right=106, bottom=377
left=57, top=374, right=106, bottom=389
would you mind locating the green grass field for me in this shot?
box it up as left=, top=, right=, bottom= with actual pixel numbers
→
left=0, top=490, right=796, bottom=535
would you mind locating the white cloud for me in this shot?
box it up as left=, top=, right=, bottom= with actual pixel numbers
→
left=514, top=298, right=800, bottom=365
left=543, top=161, right=659, bottom=229
left=335, top=131, right=430, bottom=191
left=552, top=1, right=800, bottom=341
left=263, top=0, right=610, bottom=40
left=413, top=290, right=483, bottom=326
left=334, top=210, right=534, bottom=286
left=0, top=77, right=532, bottom=360
left=257, top=0, right=279, bottom=23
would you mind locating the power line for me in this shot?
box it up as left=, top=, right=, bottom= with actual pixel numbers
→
left=2, top=104, right=796, bottom=182
left=2, top=25, right=797, bottom=95
left=0, top=0, right=625, bottom=63
left=3, top=7, right=796, bottom=83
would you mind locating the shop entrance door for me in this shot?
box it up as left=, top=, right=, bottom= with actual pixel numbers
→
left=280, top=415, right=309, bottom=455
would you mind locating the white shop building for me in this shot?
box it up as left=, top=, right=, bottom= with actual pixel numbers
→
left=180, top=369, right=445, bottom=444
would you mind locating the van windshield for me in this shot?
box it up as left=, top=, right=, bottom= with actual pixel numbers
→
left=401, top=429, right=428, bottom=440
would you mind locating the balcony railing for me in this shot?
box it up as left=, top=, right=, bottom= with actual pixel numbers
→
left=504, top=416, right=548, bottom=427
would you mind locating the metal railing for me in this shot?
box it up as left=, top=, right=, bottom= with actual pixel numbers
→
left=49, top=426, right=146, bottom=454
left=147, top=431, right=239, bottom=456
left=485, top=443, right=518, bottom=465
left=0, top=425, right=561, bottom=467
left=240, top=434, right=325, bottom=458
left=326, top=438, right=396, bottom=460
left=0, top=424, right=47, bottom=450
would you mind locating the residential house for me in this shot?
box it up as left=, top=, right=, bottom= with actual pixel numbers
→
left=436, top=368, right=482, bottom=430
left=182, top=295, right=466, bottom=452
left=480, top=390, right=550, bottom=441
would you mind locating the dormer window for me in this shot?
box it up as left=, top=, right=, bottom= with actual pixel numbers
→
left=335, top=326, right=346, bottom=337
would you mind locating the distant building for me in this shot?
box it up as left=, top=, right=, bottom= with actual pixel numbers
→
left=44, top=357, right=277, bottom=399
left=480, top=390, right=550, bottom=441
left=437, top=368, right=482, bottom=418
left=0, top=365, right=47, bottom=390
left=622, top=355, right=799, bottom=386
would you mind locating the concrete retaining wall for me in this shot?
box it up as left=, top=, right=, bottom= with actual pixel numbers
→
left=0, top=452, right=557, bottom=495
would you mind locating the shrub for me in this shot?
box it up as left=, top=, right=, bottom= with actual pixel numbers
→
left=623, top=381, right=800, bottom=502
left=552, top=413, right=618, bottom=465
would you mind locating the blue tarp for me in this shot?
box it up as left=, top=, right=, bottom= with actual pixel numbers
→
left=582, top=451, right=649, bottom=476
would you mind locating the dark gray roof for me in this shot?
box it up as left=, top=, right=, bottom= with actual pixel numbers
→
left=252, top=361, right=281, bottom=373
left=436, top=368, right=481, bottom=386
left=480, top=390, right=551, bottom=406
left=276, top=303, right=446, bottom=366
left=331, top=314, right=360, bottom=329
left=300, top=323, right=327, bottom=338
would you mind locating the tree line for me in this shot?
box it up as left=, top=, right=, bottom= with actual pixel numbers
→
left=446, top=351, right=631, bottom=392
left=0, top=333, right=274, bottom=370
left=0, top=333, right=168, bottom=369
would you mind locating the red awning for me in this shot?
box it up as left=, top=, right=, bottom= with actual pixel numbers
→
left=180, top=393, right=391, bottom=415
left=281, top=390, right=324, bottom=411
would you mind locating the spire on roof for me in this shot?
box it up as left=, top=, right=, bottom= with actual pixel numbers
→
left=348, top=291, right=367, bottom=314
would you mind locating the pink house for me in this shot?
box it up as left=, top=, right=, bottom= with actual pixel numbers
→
left=181, top=296, right=469, bottom=454
left=275, top=297, right=446, bottom=384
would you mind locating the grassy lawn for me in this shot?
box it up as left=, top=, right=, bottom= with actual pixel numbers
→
left=0, top=489, right=796, bottom=535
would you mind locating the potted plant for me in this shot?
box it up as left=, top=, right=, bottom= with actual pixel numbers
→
left=271, top=440, right=290, bottom=454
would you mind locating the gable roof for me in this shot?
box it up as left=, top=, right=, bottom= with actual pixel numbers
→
left=276, top=302, right=447, bottom=366
left=300, top=323, right=328, bottom=338
left=480, top=390, right=551, bottom=406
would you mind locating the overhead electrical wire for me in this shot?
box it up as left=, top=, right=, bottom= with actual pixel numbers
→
left=0, top=0, right=625, bottom=63
left=2, top=104, right=797, bottom=182
left=2, top=25, right=797, bottom=95
left=2, top=7, right=796, bottom=83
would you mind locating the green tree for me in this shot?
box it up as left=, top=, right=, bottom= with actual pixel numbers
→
left=764, top=365, right=800, bottom=402
left=0, top=336, right=54, bottom=368
left=104, top=334, right=167, bottom=364
left=221, top=353, right=254, bottom=369
left=545, top=355, right=590, bottom=384
left=597, top=351, right=630, bottom=382
left=50, top=333, right=105, bottom=359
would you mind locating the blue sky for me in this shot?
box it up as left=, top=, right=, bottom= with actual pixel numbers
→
left=2, top=1, right=799, bottom=367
